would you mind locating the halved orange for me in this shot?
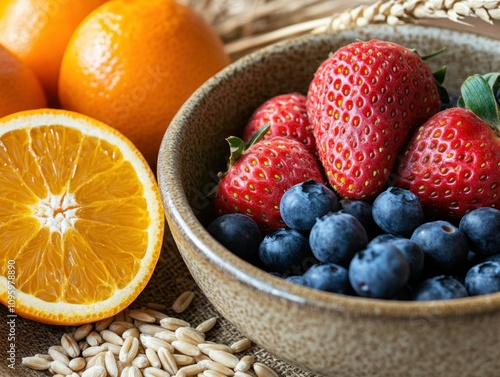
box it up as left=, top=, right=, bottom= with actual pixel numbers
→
left=0, top=109, right=164, bottom=325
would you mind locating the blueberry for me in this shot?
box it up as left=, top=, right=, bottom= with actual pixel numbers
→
left=411, top=220, right=468, bottom=273
left=486, top=254, right=500, bottom=264
left=309, top=212, right=368, bottom=265
left=207, top=213, right=262, bottom=262
left=390, top=238, right=425, bottom=283
left=496, top=87, right=500, bottom=104
left=372, top=187, right=424, bottom=237
left=258, top=228, right=311, bottom=274
left=348, top=243, right=410, bottom=299
left=459, top=207, right=500, bottom=256
left=392, top=284, right=414, bottom=301
left=339, top=199, right=380, bottom=237
left=279, top=180, right=338, bottom=232
left=285, top=275, right=306, bottom=286
left=413, top=275, right=468, bottom=301
left=367, top=235, right=424, bottom=283
left=440, top=92, right=459, bottom=110
left=302, top=263, right=351, bottom=294
left=465, top=261, right=500, bottom=296
left=367, top=234, right=400, bottom=246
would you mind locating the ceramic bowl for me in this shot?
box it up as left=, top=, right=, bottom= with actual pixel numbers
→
left=157, top=25, right=500, bottom=377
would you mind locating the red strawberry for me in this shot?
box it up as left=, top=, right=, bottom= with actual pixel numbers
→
left=242, top=93, right=316, bottom=154
left=214, top=134, right=324, bottom=232
left=307, top=39, right=442, bottom=200
left=394, top=74, right=500, bottom=220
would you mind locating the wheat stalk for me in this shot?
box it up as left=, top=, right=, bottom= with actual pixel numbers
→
left=203, top=0, right=500, bottom=58
left=317, top=0, right=500, bottom=33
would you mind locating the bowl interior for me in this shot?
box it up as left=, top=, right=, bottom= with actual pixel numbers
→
left=158, top=24, right=500, bottom=316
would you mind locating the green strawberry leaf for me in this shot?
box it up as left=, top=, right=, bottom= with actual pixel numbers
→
left=482, top=72, right=500, bottom=97
left=246, top=122, right=270, bottom=148
left=226, top=136, right=246, bottom=167
left=457, top=96, right=465, bottom=108
left=411, top=47, right=446, bottom=61
left=433, top=66, right=447, bottom=85
left=220, top=123, right=271, bottom=178
left=460, top=74, right=500, bottom=135
left=433, top=66, right=449, bottom=104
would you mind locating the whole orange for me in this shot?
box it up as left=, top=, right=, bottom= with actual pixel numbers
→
left=0, top=0, right=109, bottom=105
left=58, top=0, right=231, bottom=168
left=0, top=44, right=47, bottom=118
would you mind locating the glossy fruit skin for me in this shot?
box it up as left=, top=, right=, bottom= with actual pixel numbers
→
left=0, top=0, right=107, bottom=104
left=309, top=212, right=368, bottom=266
left=390, top=238, right=425, bottom=283
left=367, top=234, right=400, bottom=246
left=285, top=275, right=306, bottom=286
left=339, top=199, right=379, bottom=237
left=394, top=107, right=500, bottom=220
left=308, top=39, right=440, bottom=200
left=413, top=275, right=468, bottom=301
left=487, top=254, right=500, bottom=264
left=279, top=180, right=338, bottom=232
left=214, top=137, right=324, bottom=233
left=459, top=207, right=500, bottom=256
left=368, top=235, right=424, bottom=283
left=258, top=228, right=311, bottom=275
left=59, top=0, right=230, bottom=167
left=302, top=263, right=352, bottom=294
left=465, top=261, right=500, bottom=296
left=242, top=93, right=316, bottom=154
left=348, top=243, right=410, bottom=299
left=410, top=220, right=468, bottom=273
left=372, top=187, right=424, bottom=237
left=0, top=44, right=47, bottom=117
left=207, top=213, right=262, bottom=263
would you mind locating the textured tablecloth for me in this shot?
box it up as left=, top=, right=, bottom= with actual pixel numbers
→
left=0, top=226, right=318, bottom=377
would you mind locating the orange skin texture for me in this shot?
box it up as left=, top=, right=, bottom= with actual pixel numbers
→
left=58, top=0, right=231, bottom=168
left=0, top=44, right=47, bottom=117
left=0, top=0, right=108, bottom=105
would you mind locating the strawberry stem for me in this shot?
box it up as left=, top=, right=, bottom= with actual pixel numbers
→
left=459, top=73, right=500, bottom=136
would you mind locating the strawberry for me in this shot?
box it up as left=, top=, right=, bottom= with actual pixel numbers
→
left=307, top=39, right=442, bottom=200
left=393, top=73, right=500, bottom=220
left=214, top=130, right=324, bottom=233
left=242, top=93, right=316, bottom=154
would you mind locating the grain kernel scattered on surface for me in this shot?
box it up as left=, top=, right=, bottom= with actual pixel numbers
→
left=21, top=356, right=51, bottom=370
left=172, top=340, right=202, bottom=357
left=208, top=350, right=239, bottom=368
left=95, top=317, right=115, bottom=333
left=160, top=317, right=191, bottom=331
left=69, top=357, right=86, bottom=372
left=146, top=347, right=162, bottom=369
left=235, top=355, right=254, bottom=372
left=128, top=309, right=157, bottom=323
left=50, top=360, right=73, bottom=375
left=101, top=329, right=125, bottom=346
left=132, top=353, right=150, bottom=369
left=172, top=290, right=196, bottom=313
left=196, top=317, right=218, bottom=333
left=48, top=348, right=70, bottom=365
left=173, top=354, right=196, bottom=366
left=253, top=363, right=278, bottom=377
left=74, top=324, right=94, bottom=341
left=230, top=338, right=252, bottom=353
left=22, top=301, right=279, bottom=377
left=197, top=359, right=234, bottom=375
left=175, top=326, right=206, bottom=345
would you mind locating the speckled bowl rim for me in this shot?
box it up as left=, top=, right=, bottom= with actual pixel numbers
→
left=158, top=24, right=500, bottom=320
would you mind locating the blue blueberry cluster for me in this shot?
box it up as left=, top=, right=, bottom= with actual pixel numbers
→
left=207, top=181, right=500, bottom=301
